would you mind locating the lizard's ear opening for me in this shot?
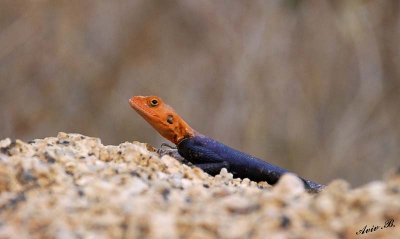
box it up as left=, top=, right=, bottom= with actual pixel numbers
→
left=167, top=115, right=174, bottom=124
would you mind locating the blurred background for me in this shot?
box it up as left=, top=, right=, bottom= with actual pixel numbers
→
left=0, top=0, right=399, bottom=186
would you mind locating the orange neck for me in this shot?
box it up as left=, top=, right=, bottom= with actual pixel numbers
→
left=129, top=96, right=196, bottom=145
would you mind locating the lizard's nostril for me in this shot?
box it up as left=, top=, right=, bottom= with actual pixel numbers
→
left=128, top=98, right=136, bottom=107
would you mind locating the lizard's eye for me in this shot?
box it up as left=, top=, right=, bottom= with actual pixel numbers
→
left=150, top=99, right=159, bottom=107
left=167, top=115, right=174, bottom=124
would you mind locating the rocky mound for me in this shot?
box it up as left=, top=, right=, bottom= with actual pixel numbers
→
left=0, top=133, right=399, bottom=238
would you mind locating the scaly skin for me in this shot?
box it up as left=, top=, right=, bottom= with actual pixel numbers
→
left=129, top=96, right=196, bottom=145
left=129, top=95, right=325, bottom=192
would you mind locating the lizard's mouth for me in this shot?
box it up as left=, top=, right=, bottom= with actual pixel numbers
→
left=129, top=96, right=145, bottom=114
left=129, top=96, right=159, bottom=124
left=128, top=98, right=137, bottom=109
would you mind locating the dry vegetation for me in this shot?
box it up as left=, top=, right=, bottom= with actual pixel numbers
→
left=0, top=1, right=399, bottom=186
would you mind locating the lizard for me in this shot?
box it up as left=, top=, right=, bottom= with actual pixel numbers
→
left=129, top=95, right=325, bottom=193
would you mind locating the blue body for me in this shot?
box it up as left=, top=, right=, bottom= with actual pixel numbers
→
left=178, top=135, right=324, bottom=192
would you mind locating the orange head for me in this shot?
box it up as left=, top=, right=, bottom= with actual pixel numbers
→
left=129, top=96, right=196, bottom=145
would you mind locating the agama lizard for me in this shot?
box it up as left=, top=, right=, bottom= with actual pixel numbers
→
left=129, top=95, right=325, bottom=193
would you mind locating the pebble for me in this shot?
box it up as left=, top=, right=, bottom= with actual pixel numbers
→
left=0, top=133, right=399, bottom=238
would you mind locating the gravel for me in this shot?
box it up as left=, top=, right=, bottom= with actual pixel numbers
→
left=0, top=132, right=399, bottom=239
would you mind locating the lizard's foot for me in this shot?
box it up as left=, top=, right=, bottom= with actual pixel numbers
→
left=157, top=144, right=193, bottom=166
